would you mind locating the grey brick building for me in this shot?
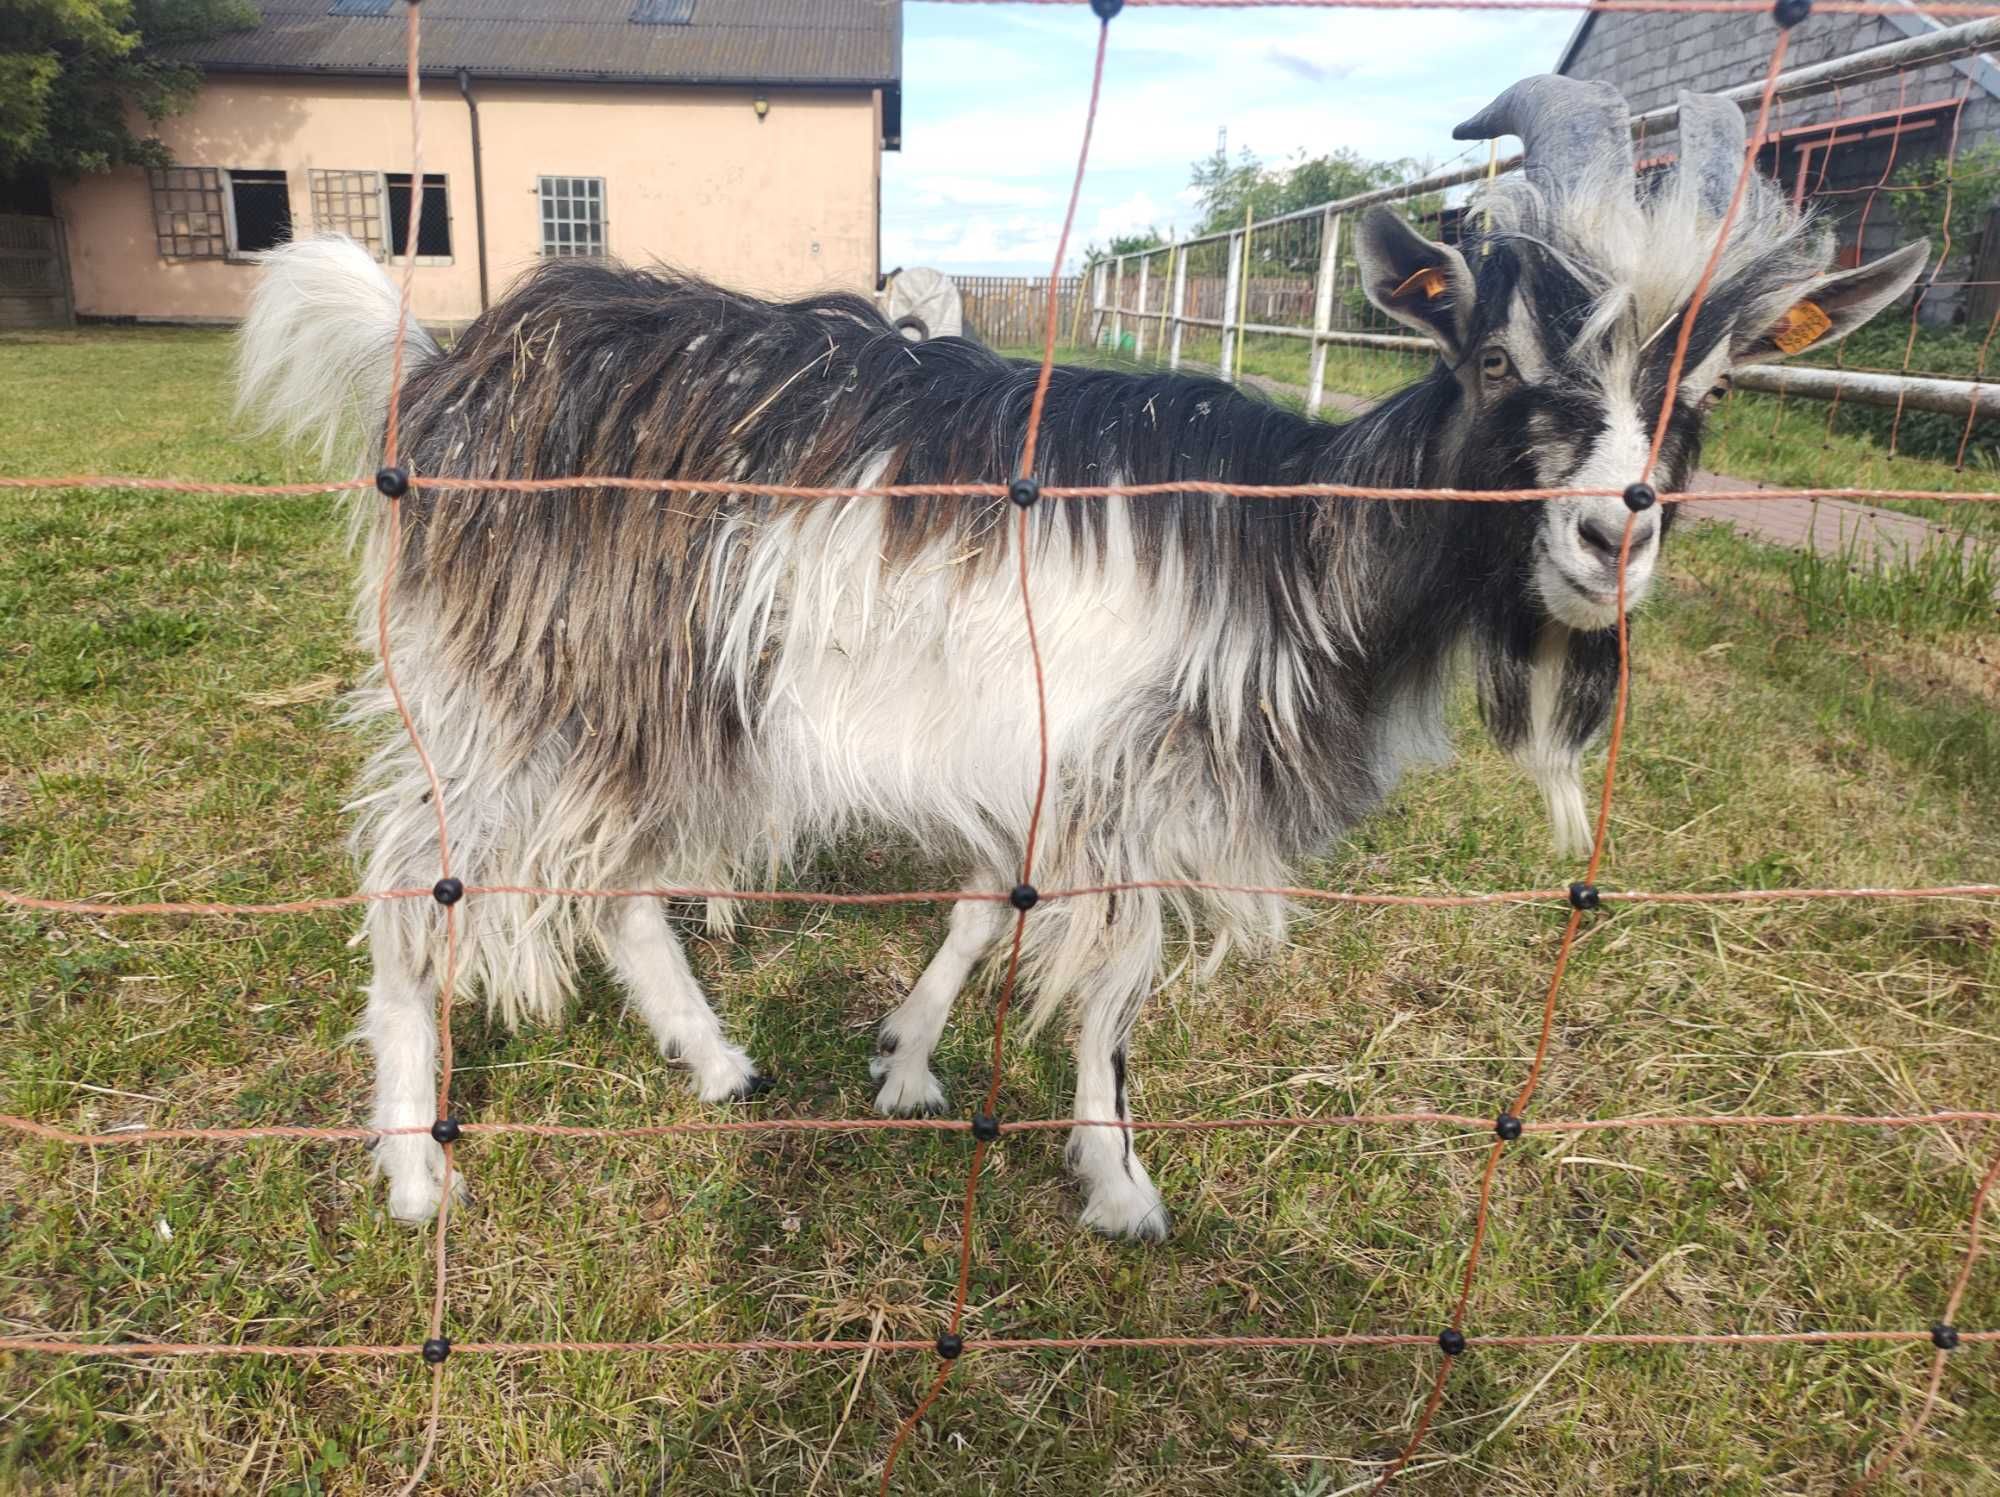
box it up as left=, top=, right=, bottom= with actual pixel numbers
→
left=1557, top=10, right=2000, bottom=325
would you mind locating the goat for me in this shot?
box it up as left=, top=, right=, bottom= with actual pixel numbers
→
left=238, top=77, right=1926, bottom=1239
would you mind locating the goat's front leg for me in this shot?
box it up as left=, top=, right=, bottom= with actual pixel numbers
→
left=1059, top=891, right=1169, bottom=1241
left=606, top=897, right=764, bottom=1102
left=1070, top=996, right=1168, bottom=1241
left=872, top=882, right=1008, bottom=1116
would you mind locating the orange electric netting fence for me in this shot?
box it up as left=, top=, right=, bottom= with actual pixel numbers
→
left=3, top=1, right=1998, bottom=1493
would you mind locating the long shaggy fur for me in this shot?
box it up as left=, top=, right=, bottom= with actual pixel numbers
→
left=238, top=136, right=1920, bottom=1233
left=308, top=254, right=1487, bottom=1026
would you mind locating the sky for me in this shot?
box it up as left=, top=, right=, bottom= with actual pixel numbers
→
left=880, top=3, right=1581, bottom=275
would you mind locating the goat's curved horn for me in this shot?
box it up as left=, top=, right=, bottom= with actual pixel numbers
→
left=1452, top=74, right=1634, bottom=189
left=1677, top=90, right=1750, bottom=217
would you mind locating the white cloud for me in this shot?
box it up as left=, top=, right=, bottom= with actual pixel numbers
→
left=1084, top=190, right=1166, bottom=246
left=885, top=6, right=1577, bottom=272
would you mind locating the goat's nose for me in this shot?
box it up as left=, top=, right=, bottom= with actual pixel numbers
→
left=1578, top=514, right=1656, bottom=560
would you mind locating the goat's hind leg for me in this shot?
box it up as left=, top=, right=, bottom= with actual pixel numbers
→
left=362, top=906, right=465, bottom=1223
left=872, top=882, right=1008, bottom=1116
left=606, top=897, right=764, bottom=1101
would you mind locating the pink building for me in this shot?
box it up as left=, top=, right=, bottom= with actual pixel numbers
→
left=49, top=0, right=902, bottom=327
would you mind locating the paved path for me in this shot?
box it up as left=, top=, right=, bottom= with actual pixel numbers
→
left=1684, top=471, right=1990, bottom=579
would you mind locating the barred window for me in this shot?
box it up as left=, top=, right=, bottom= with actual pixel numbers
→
left=224, top=169, right=294, bottom=255
left=386, top=172, right=452, bottom=258
left=149, top=167, right=228, bottom=259
left=538, top=176, right=606, bottom=257
left=308, top=170, right=451, bottom=260
left=310, top=168, right=387, bottom=256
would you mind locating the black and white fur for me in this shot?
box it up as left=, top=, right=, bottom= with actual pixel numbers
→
left=237, top=81, right=1925, bottom=1238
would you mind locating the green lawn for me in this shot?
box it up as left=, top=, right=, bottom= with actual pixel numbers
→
left=3, top=328, right=1998, bottom=1495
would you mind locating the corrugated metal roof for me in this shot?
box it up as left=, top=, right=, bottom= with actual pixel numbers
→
left=167, top=0, right=900, bottom=87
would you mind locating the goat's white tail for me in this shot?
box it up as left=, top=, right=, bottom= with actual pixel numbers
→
left=235, top=235, right=440, bottom=472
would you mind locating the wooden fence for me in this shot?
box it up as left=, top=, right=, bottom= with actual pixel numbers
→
left=955, top=275, right=1084, bottom=349
left=0, top=215, right=73, bottom=329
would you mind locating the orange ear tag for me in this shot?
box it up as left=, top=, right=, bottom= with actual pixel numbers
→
left=1390, top=267, right=1448, bottom=303
left=1773, top=300, right=1832, bottom=355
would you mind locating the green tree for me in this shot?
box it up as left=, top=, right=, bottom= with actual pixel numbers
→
left=1189, top=145, right=1421, bottom=235
left=1, top=0, right=258, bottom=180
left=1187, top=145, right=1441, bottom=274
left=1890, top=141, right=2000, bottom=269
left=1080, top=227, right=1167, bottom=264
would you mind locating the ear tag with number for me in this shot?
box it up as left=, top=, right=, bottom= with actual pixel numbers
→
left=1773, top=300, right=1832, bottom=355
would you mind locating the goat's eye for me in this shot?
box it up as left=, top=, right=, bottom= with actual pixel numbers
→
left=1479, top=347, right=1513, bottom=381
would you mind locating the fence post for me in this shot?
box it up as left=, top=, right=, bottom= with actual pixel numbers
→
left=1111, top=256, right=1125, bottom=352
left=1088, top=260, right=1108, bottom=347
left=1168, top=237, right=1188, bottom=370
left=1307, top=209, right=1341, bottom=417
left=1133, top=254, right=1151, bottom=360
left=1219, top=230, right=1243, bottom=381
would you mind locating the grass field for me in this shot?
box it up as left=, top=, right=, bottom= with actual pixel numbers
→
left=3, top=327, right=1998, bottom=1495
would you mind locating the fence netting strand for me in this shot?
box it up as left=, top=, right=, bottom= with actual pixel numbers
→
left=3, top=1, right=1996, bottom=1493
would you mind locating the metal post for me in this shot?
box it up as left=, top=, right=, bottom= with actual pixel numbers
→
left=1168, top=238, right=1188, bottom=370
left=1111, top=256, right=1125, bottom=352
left=1306, top=209, right=1341, bottom=417
left=1133, top=253, right=1151, bottom=360
left=1219, top=231, right=1243, bottom=381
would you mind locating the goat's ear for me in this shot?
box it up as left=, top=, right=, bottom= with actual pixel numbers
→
left=1733, top=239, right=1930, bottom=365
left=1355, top=206, right=1476, bottom=358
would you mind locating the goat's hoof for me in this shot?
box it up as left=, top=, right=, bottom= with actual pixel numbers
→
left=727, top=1071, right=776, bottom=1103
left=1080, top=1178, right=1171, bottom=1242
left=872, top=1062, right=948, bottom=1118
left=692, top=1044, right=762, bottom=1103
left=386, top=1163, right=468, bottom=1226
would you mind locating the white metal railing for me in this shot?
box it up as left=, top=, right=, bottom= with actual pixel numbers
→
left=1085, top=15, right=2000, bottom=422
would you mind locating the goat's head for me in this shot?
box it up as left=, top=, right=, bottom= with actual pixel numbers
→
left=1355, top=75, right=1928, bottom=632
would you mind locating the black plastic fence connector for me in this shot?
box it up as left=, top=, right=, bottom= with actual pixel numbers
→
left=433, top=877, right=464, bottom=906
left=1568, top=882, right=1601, bottom=912
left=1009, top=477, right=1041, bottom=509
left=1090, top=0, right=1123, bottom=19
left=375, top=465, right=410, bottom=500
left=422, top=1337, right=451, bottom=1364
left=1010, top=883, right=1039, bottom=911
left=1773, top=0, right=1811, bottom=27
left=1438, top=1328, right=1467, bottom=1356
left=936, top=1331, right=964, bottom=1359
left=431, top=1117, right=462, bottom=1144
left=1623, top=481, right=1658, bottom=513
left=972, top=1113, right=1001, bottom=1142
left=1932, top=1323, right=1960, bottom=1351
left=1495, top=1113, right=1524, bottom=1142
